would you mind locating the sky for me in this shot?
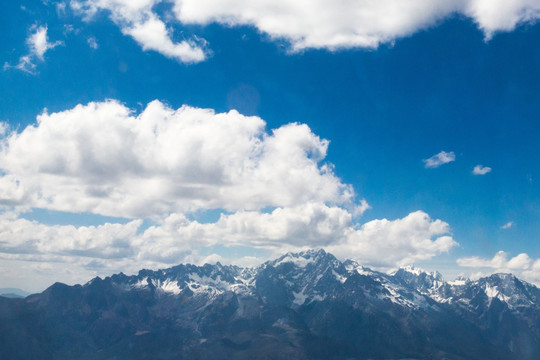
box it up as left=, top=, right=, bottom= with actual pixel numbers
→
left=1, top=0, right=540, bottom=292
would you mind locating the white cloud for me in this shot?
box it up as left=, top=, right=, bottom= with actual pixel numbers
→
left=423, top=151, right=455, bottom=168
left=56, top=2, right=67, bottom=15
left=173, top=0, right=540, bottom=50
left=0, top=100, right=461, bottom=288
left=123, top=14, right=206, bottom=63
left=458, top=251, right=523, bottom=269
left=465, top=0, right=540, bottom=40
left=473, top=164, right=491, bottom=175
left=0, top=212, right=141, bottom=259
left=4, top=25, right=63, bottom=73
left=9, top=56, right=37, bottom=74
left=135, top=203, right=354, bottom=262
left=172, top=0, right=462, bottom=50
left=27, top=25, right=63, bottom=60
left=73, top=0, right=540, bottom=59
left=71, top=0, right=206, bottom=63
left=501, top=221, right=514, bottom=229
left=137, top=209, right=455, bottom=269
left=87, top=36, right=99, bottom=49
left=0, top=206, right=457, bottom=289
left=458, top=251, right=540, bottom=285
left=117, top=207, right=455, bottom=269
left=328, top=210, right=457, bottom=268
left=0, top=122, right=9, bottom=137
left=0, top=100, right=358, bottom=218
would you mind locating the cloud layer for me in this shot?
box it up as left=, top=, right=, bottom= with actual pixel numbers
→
left=458, top=251, right=540, bottom=284
left=0, top=207, right=457, bottom=290
left=72, top=0, right=540, bottom=60
left=0, top=100, right=459, bottom=289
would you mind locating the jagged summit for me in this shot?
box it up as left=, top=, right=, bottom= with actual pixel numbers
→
left=392, top=265, right=443, bottom=280
left=267, top=248, right=340, bottom=271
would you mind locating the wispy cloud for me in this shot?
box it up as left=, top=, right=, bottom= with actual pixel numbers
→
left=87, top=37, right=98, bottom=49
left=473, top=164, right=491, bottom=175
left=4, top=25, right=62, bottom=74
left=423, top=151, right=455, bottom=168
left=27, top=25, right=62, bottom=59
left=501, top=221, right=514, bottom=229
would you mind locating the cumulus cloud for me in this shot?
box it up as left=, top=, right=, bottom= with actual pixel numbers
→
left=4, top=25, right=63, bottom=73
left=71, top=0, right=205, bottom=63
left=458, top=251, right=540, bottom=285
left=172, top=0, right=462, bottom=50
left=501, top=221, right=514, bottom=229
left=328, top=210, right=457, bottom=268
left=0, top=100, right=356, bottom=218
left=466, top=0, right=540, bottom=40
left=73, top=0, right=540, bottom=59
left=423, top=151, right=455, bottom=168
left=473, top=164, right=491, bottom=175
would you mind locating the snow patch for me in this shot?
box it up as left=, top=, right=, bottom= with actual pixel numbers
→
left=311, top=294, right=326, bottom=302
left=153, top=278, right=182, bottom=295
left=133, top=277, right=149, bottom=289
left=332, top=269, right=347, bottom=284
left=292, top=286, right=308, bottom=305
left=449, top=279, right=467, bottom=286
left=484, top=284, right=511, bottom=303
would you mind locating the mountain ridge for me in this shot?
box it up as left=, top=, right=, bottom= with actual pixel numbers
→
left=1, top=248, right=539, bottom=359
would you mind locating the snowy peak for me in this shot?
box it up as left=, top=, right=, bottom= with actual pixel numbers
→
left=257, top=249, right=347, bottom=307
left=268, top=248, right=338, bottom=269
left=391, top=265, right=446, bottom=299
left=343, top=259, right=377, bottom=277
left=392, top=265, right=443, bottom=282
left=473, top=273, right=540, bottom=308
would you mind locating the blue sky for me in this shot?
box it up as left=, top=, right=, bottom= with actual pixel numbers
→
left=1, top=0, right=540, bottom=292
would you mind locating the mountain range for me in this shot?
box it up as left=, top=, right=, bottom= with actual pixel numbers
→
left=1, top=249, right=539, bottom=359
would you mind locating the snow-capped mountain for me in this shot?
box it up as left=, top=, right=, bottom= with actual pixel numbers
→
left=1, top=249, right=539, bottom=359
